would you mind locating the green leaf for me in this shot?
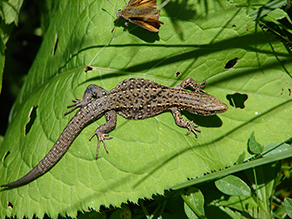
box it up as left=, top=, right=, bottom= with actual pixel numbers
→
left=182, top=188, right=205, bottom=219
left=38, top=0, right=59, bottom=34
left=236, top=151, right=245, bottom=164
left=212, top=162, right=280, bottom=219
left=244, top=162, right=281, bottom=218
left=246, top=0, right=288, bottom=20
left=248, top=131, right=264, bottom=154
left=0, top=135, right=4, bottom=147
left=0, top=35, right=4, bottom=93
left=284, top=198, right=292, bottom=218
left=266, top=8, right=287, bottom=21
left=78, top=210, right=106, bottom=219
left=262, top=142, right=291, bottom=157
left=217, top=195, right=258, bottom=214
left=0, top=0, right=292, bottom=218
left=1, top=0, right=24, bottom=25
left=215, top=175, right=251, bottom=196
left=172, top=139, right=292, bottom=190
left=110, top=205, right=131, bottom=219
left=0, top=0, right=24, bottom=93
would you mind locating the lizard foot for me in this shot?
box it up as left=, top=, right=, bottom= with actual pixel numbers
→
left=186, top=121, right=201, bottom=138
left=89, top=132, right=112, bottom=159
left=65, top=98, right=86, bottom=115
left=179, top=78, right=207, bottom=93
left=191, top=79, right=207, bottom=93
left=197, top=80, right=207, bottom=93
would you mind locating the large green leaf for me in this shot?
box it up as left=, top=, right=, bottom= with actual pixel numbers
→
left=0, top=34, right=4, bottom=93
left=1, top=0, right=24, bottom=25
left=0, top=0, right=291, bottom=218
left=0, top=0, right=25, bottom=93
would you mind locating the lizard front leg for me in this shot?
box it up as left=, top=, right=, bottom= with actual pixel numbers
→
left=89, top=110, right=117, bottom=158
left=174, top=77, right=207, bottom=93
left=170, top=107, right=201, bottom=137
left=65, top=84, right=108, bottom=115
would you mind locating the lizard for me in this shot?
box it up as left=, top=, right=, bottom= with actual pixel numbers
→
left=1, top=77, right=228, bottom=188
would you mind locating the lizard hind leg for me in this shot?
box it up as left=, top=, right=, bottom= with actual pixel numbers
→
left=89, top=110, right=117, bottom=158
left=65, top=84, right=108, bottom=115
left=170, top=107, right=201, bottom=137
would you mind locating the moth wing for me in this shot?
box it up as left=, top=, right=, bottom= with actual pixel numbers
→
left=119, top=0, right=163, bottom=32
left=127, top=0, right=143, bottom=6
left=129, top=17, right=163, bottom=32
left=144, top=11, right=162, bottom=20
left=139, top=0, right=157, bottom=6
left=145, top=17, right=164, bottom=27
left=128, top=0, right=157, bottom=7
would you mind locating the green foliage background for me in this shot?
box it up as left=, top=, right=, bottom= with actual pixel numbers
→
left=0, top=0, right=291, bottom=218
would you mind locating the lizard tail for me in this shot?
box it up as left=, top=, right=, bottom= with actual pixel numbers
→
left=1, top=111, right=86, bottom=188
left=1, top=167, right=43, bottom=188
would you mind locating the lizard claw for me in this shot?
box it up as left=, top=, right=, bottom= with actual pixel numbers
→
left=64, top=98, right=85, bottom=115
left=89, top=132, right=112, bottom=159
left=186, top=121, right=201, bottom=138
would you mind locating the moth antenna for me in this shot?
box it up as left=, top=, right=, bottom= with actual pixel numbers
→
left=143, top=8, right=160, bottom=21
left=107, top=0, right=118, bottom=33
left=111, top=25, right=116, bottom=33
left=111, top=16, right=121, bottom=33
left=160, top=0, right=171, bottom=8
left=107, top=0, right=114, bottom=6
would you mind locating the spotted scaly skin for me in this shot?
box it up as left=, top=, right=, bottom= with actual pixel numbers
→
left=1, top=78, right=228, bottom=188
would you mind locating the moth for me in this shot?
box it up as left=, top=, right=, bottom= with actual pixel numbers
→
left=115, top=0, right=164, bottom=32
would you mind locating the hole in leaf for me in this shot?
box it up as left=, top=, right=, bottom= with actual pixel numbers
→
left=280, top=87, right=292, bottom=96
left=225, top=57, right=239, bottom=69
left=2, top=151, right=10, bottom=162
left=8, top=201, right=13, bottom=209
left=226, top=93, right=248, bottom=109
left=52, top=32, right=59, bottom=56
left=84, top=65, right=94, bottom=73
left=175, top=71, right=181, bottom=78
left=25, top=105, right=38, bottom=135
